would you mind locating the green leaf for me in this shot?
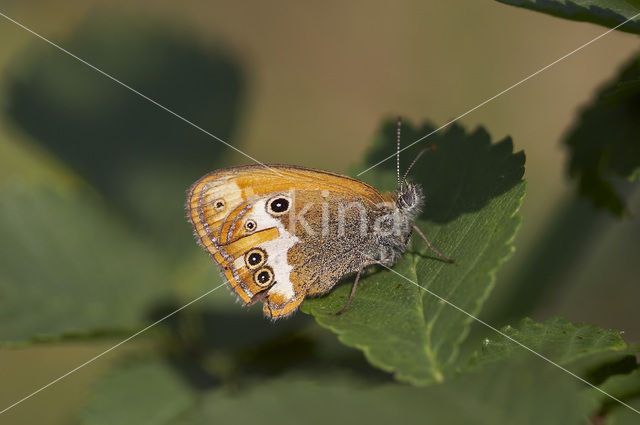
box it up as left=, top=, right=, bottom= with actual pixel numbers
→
left=471, top=317, right=631, bottom=374
left=0, top=180, right=173, bottom=343
left=81, top=357, right=594, bottom=425
left=302, top=121, right=526, bottom=385
left=564, top=53, right=640, bottom=215
left=472, top=318, right=640, bottom=421
left=495, top=0, right=640, bottom=35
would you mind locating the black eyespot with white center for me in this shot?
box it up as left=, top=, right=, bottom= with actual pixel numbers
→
left=244, top=248, right=266, bottom=270
left=213, top=199, right=225, bottom=211
left=248, top=252, right=261, bottom=265
left=266, top=195, right=291, bottom=216
left=253, top=266, right=274, bottom=287
left=244, top=219, right=257, bottom=232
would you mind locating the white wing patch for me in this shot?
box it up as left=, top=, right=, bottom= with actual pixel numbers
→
left=245, top=197, right=298, bottom=299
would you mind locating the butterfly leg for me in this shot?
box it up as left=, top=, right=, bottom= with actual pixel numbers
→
left=334, top=266, right=365, bottom=316
left=412, top=224, right=454, bottom=263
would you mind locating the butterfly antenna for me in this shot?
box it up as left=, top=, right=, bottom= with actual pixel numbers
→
left=401, top=144, right=438, bottom=185
left=396, top=116, right=402, bottom=189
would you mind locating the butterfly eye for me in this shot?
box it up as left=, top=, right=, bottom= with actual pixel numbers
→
left=244, top=248, right=266, bottom=270
left=253, top=266, right=274, bottom=287
left=267, top=196, right=291, bottom=216
left=213, top=199, right=226, bottom=211
left=244, top=219, right=257, bottom=232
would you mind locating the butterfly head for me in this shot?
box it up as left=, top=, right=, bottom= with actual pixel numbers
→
left=396, top=181, right=424, bottom=220
left=393, top=117, right=429, bottom=221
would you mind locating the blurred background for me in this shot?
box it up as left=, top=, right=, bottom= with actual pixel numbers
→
left=0, top=0, right=638, bottom=424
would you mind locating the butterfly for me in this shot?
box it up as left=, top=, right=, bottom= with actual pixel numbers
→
left=186, top=119, right=453, bottom=319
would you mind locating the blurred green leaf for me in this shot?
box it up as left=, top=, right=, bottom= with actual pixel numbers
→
left=0, top=180, right=174, bottom=343
left=495, top=0, right=640, bottom=34
left=483, top=197, right=611, bottom=325
left=302, top=121, right=526, bottom=385
left=178, top=368, right=592, bottom=425
left=471, top=317, right=631, bottom=374
left=4, top=13, right=243, bottom=256
left=564, top=53, right=640, bottom=215
left=598, top=367, right=640, bottom=402
left=604, top=400, right=640, bottom=423
left=81, top=356, right=595, bottom=425
left=594, top=368, right=640, bottom=423
left=0, top=12, right=248, bottom=344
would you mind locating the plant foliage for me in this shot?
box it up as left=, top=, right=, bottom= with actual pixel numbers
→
left=303, top=121, right=526, bottom=384
left=495, top=0, right=640, bottom=34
